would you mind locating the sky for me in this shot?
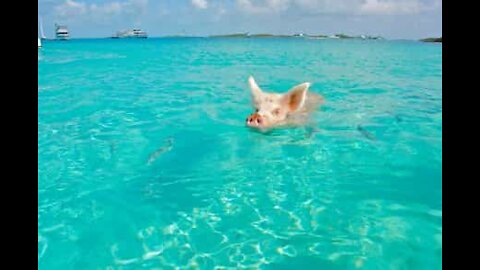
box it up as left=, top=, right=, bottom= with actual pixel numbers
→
left=38, top=0, right=442, bottom=39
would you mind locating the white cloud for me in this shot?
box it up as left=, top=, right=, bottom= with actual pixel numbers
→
left=90, top=2, right=123, bottom=17
left=54, top=0, right=149, bottom=22
left=54, top=0, right=87, bottom=18
left=294, top=0, right=360, bottom=14
left=236, top=0, right=432, bottom=15
left=218, top=8, right=227, bottom=15
left=358, top=0, right=423, bottom=15
left=191, top=0, right=208, bottom=9
left=236, top=0, right=291, bottom=14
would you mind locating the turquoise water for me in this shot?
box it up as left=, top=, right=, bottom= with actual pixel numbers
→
left=38, top=38, right=442, bottom=269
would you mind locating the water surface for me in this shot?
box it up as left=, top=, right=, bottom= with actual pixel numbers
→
left=38, top=38, right=442, bottom=269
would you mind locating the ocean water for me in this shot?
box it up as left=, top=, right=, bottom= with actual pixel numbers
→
left=38, top=38, right=442, bottom=269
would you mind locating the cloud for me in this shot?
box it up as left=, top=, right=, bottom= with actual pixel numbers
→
left=54, top=0, right=87, bottom=18
left=236, top=0, right=434, bottom=15
left=293, top=0, right=360, bottom=14
left=236, top=0, right=291, bottom=14
left=54, top=0, right=149, bottom=22
left=191, top=0, right=208, bottom=9
left=358, top=0, right=423, bottom=15
left=89, top=2, right=123, bottom=17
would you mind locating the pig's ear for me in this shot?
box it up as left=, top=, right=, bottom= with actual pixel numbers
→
left=282, top=82, right=310, bottom=112
left=248, top=76, right=263, bottom=101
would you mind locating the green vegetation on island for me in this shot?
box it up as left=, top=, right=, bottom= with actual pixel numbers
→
left=250, top=34, right=293, bottom=38
left=209, top=33, right=250, bottom=38
left=307, top=34, right=329, bottom=38
left=420, top=37, right=442, bottom=43
left=334, top=34, right=354, bottom=39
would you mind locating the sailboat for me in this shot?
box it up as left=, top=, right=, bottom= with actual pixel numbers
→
left=38, top=17, right=45, bottom=48
left=40, top=17, right=46, bottom=40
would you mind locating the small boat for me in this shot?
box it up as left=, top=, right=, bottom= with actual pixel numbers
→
left=38, top=37, right=42, bottom=48
left=293, top=33, right=305, bottom=38
left=112, top=28, right=148, bottom=39
left=55, top=24, right=70, bottom=40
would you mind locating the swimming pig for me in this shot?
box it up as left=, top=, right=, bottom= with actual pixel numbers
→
left=246, top=76, right=324, bottom=130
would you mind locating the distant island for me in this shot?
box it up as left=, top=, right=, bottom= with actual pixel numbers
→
left=420, top=37, right=442, bottom=43
left=208, top=33, right=384, bottom=40
left=100, top=31, right=387, bottom=40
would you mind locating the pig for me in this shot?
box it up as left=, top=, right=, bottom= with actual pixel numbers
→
left=246, top=76, right=324, bottom=130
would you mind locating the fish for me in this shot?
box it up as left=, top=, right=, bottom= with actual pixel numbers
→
left=394, top=114, right=403, bottom=123
left=110, top=142, right=116, bottom=157
left=305, top=126, right=321, bottom=138
left=147, top=137, right=174, bottom=165
left=386, top=111, right=403, bottom=123
left=357, top=125, right=377, bottom=141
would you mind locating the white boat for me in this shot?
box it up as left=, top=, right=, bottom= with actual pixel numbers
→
left=55, top=24, right=70, bottom=40
left=112, top=28, right=148, bottom=38
left=38, top=38, right=42, bottom=48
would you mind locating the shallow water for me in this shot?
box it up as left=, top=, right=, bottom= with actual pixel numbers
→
left=38, top=38, right=442, bottom=269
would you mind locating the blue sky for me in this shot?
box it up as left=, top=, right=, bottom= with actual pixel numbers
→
left=38, top=0, right=442, bottom=39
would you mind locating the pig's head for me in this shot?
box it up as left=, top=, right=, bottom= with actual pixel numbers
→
left=246, top=76, right=310, bottom=129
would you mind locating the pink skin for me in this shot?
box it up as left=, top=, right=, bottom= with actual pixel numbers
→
left=246, top=76, right=320, bottom=130
left=246, top=112, right=264, bottom=127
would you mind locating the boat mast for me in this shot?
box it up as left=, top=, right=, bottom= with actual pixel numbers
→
left=40, top=17, right=46, bottom=39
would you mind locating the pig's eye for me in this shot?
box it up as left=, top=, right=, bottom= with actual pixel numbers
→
left=272, top=108, right=281, bottom=115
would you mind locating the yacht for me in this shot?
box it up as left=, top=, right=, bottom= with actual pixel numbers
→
left=55, top=24, right=70, bottom=40
left=112, top=28, right=147, bottom=38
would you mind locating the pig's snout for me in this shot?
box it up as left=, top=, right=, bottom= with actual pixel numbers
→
left=246, top=113, right=264, bottom=127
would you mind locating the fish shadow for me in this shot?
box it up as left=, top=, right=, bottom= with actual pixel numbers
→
left=356, top=125, right=377, bottom=141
